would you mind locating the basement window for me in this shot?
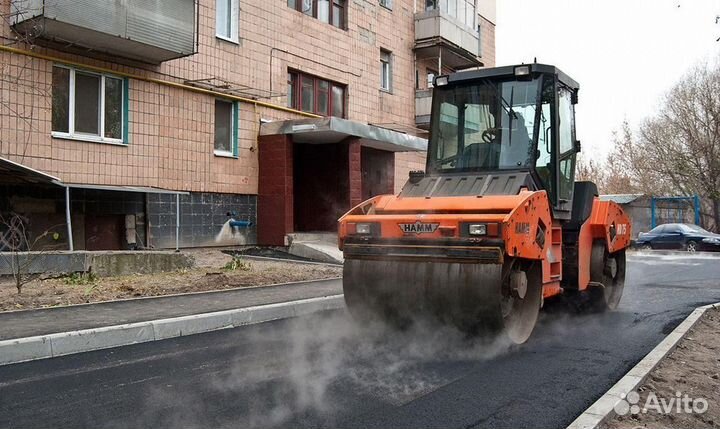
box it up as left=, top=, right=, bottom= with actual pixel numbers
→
left=214, top=99, right=239, bottom=158
left=51, top=65, right=127, bottom=145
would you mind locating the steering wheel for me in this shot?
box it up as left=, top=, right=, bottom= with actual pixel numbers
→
left=481, top=128, right=499, bottom=143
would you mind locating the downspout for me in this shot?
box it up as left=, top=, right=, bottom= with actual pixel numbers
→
left=65, top=186, right=74, bottom=251
left=176, top=193, right=180, bottom=252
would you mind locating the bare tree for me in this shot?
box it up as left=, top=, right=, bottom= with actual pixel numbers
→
left=0, top=214, right=60, bottom=294
left=597, top=60, right=720, bottom=230
left=575, top=155, right=608, bottom=192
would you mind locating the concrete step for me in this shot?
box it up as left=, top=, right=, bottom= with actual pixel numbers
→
left=286, top=232, right=337, bottom=244
left=288, top=240, right=343, bottom=264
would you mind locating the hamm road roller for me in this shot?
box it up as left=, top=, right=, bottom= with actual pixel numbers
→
left=338, top=64, right=631, bottom=343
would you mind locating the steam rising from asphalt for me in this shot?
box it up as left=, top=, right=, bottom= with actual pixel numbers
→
left=229, top=311, right=516, bottom=428
left=131, top=309, right=517, bottom=429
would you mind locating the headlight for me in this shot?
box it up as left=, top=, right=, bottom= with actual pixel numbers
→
left=355, top=223, right=372, bottom=235
left=468, top=224, right=487, bottom=236
left=702, top=237, right=720, bottom=244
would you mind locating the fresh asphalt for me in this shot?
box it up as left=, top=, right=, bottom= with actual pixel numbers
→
left=1, top=252, right=719, bottom=429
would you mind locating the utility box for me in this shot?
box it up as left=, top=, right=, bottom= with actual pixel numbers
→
left=11, top=0, right=197, bottom=64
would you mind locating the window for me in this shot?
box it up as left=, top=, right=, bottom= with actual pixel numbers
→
left=428, top=77, right=539, bottom=172
left=52, top=65, right=126, bottom=144
left=557, top=86, right=577, bottom=201
left=288, top=0, right=345, bottom=29
left=379, top=0, right=392, bottom=10
left=380, top=50, right=392, bottom=92
left=288, top=71, right=346, bottom=117
left=214, top=99, right=238, bottom=157
left=216, top=0, right=239, bottom=42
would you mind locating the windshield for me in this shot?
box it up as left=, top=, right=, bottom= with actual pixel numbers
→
left=427, top=77, right=541, bottom=173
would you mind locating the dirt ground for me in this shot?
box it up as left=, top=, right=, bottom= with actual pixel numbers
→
left=0, top=249, right=341, bottom=312
left=605, top=307, right=720, bottom=429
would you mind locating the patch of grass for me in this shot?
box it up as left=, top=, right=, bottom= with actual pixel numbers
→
left=63, top=272, right=98, bottom=286
left=222, top=257, right=252, bottom=272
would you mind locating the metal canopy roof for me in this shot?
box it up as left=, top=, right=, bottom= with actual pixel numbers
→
left=0, top=156, right=188, bottom=194
left=0, top=156, right=61, bottom=186
left=259, top=117, right=428, bottom=152
left=599, top=194, right=645, bottom=204
left=62, top=183, right=189, bottom=195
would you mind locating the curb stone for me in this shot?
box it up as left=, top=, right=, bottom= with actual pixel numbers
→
left=0, top=294, right=345, bottom=366
left=566, top=302, right=720, bottom=429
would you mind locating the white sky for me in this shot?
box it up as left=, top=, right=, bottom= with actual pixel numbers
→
left=496, top=0, right=720, bottom=160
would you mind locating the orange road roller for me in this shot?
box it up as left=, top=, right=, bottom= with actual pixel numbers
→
left=338, top=64, right=631, bottom=343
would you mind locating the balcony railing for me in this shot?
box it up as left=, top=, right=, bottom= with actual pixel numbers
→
left=11, top=0, right=197, bottom=64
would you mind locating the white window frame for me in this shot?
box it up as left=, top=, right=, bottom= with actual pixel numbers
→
left=380, top=50, right=392, bottom=92
left=214, top=99, right=237, bottom=158
left=216, top=0, right=239, bottom=43
left=51, top=65, right=125, bottom=146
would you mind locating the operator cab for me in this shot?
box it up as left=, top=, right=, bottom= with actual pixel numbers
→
left=426, top=63, right=580, bottom=219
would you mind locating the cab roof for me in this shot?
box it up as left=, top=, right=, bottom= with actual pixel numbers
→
left=446, top=63, right=580, bottom=91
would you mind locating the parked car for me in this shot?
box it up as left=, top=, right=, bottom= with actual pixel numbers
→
left=636, top=223, right=720, bottom=252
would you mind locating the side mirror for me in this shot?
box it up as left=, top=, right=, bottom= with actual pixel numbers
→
left=574, top=140, right=582, bottom=153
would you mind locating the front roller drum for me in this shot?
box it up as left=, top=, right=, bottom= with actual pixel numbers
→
left=343, top=259, right=542, bottom=344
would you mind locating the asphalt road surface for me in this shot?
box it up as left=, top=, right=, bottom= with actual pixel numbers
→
left=1, top=252, right=719, bottom=429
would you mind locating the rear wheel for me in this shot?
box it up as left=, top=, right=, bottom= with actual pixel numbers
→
left=641, top=243, right=652, bottom=251
left=588, top=242, right=626, bottom=311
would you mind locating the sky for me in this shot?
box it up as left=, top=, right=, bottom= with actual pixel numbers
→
left=496, top=0, right=720, bottom=160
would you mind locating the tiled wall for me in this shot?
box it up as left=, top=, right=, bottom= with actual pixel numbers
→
left=0, top=0, right=495, bottom=197
left=147, top=192, right=257, bottom=248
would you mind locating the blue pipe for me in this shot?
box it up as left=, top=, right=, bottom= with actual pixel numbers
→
left=229, top=220, right=252, bottom=228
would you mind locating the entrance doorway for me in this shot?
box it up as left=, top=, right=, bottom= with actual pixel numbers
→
left=293, top=143, right=349, bottom=232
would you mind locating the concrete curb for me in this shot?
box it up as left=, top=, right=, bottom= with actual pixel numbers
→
left=566, top=301, right=720, bottom=429
left=0, top=294, right=345, bottom=367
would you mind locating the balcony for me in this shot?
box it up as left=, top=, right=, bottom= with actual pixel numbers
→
left=10, top=0, right=197, bottom=64
left=414, top=8, right=482, bottom=69
left=415, top=89, right=432, bottom=129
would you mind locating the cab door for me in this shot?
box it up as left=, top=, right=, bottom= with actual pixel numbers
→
left=555, top=85, right=578, bottom=216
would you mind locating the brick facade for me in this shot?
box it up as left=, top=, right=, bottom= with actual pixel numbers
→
left=0, top=0, right=496, bottom=248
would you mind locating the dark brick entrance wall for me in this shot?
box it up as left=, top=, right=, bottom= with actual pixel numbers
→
left=361, top=146, right=395, bottom=200
left=258, top=135, right=294, bottom=246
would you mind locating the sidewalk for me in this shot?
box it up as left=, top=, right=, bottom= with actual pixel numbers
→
left=0, top=278, right=342, bottom=341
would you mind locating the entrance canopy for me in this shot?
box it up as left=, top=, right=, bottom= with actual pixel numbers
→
left=259, top=117, right=427, bottom=152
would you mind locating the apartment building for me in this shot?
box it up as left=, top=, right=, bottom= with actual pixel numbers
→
left=0, top=0, right=496, bottom=250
